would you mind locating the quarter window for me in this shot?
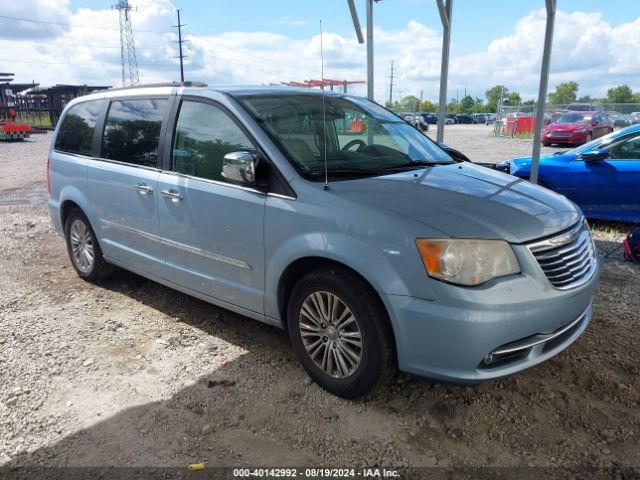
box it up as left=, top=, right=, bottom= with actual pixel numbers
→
left=101, top=98, right=168, bottom=167
left=55, top=100, right=102, bottom=155
left=172, top=100, right=256, bottom=182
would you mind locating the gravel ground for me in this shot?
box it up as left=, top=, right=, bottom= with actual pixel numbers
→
left=0, top=129, right=638, bottom=470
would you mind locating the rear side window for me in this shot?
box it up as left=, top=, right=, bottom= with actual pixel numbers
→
left=172, top=100, right=256, bottom=182
left=55, top=100, right=102, bottom=155
left=101, top=98, right=168, bottom=167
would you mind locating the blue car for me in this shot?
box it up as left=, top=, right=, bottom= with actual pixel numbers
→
left=502, top=124, right=640, bottom=223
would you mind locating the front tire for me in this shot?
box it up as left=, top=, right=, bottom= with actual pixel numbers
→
left=287, top=268, right=396, bottom=398
left=64, top=209, right=114, bottom=282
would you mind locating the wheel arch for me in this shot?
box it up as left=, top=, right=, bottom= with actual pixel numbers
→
left=276, top=256, right=398, bottom=349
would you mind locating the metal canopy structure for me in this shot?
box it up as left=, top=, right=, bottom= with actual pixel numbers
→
left=530, top=0, right=557, bottom=184
left=435, top=0, right=452, bottom=143
left=282, top=79, right=365, bottom=93
left=346, top=0, right=557, bottom=184
left=347, top=0, right=377, bottom=99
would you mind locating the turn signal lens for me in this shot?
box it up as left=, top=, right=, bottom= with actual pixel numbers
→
left=416, top=238, right=520, bottom=286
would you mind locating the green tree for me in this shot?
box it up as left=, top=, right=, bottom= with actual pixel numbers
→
left=458, top=95, right=476, bottom=113
left=447, top=97, right=459, bottom=113
left=606, top=85, right=635, bottom=104
left=548, top=82, right=578, bottom=105
left=504, top=92, right=521, bottom=106
left=420, top=100, right=436, bottom=112
left=485, top=85, right=508, bottom=111
left=577, top=95, right=592, bottom=103
left=399, top=95, right=421, bottom=110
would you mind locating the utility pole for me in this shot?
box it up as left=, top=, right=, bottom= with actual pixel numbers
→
left=174, top=9, right=186, bottom=83
left=388, top=60, right=394, bottom=106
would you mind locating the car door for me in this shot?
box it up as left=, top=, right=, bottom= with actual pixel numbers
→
left=559, top=132, right=640, bottom=220
left=156, top=97, right=266, bottom=313
left=87, top=97, right=169, bottom=277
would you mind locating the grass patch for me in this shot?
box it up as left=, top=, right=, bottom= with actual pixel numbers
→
left=589, top=219, right=636, bottom=240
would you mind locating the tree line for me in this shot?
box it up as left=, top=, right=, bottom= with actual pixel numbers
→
left=386, top=83, right=640, bottom=114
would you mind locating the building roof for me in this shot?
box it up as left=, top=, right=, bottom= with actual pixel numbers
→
left=29, top=84, right=111, bottom=95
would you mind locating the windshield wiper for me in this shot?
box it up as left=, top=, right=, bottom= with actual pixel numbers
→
left=307, top=166, right=380, bottom=177
left=379, top=161, right=451, bottom=171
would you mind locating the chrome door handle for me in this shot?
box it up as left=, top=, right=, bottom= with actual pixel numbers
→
left=161, top=189, right=183, bottom=203
left=133, top=183, right=154, bottom=194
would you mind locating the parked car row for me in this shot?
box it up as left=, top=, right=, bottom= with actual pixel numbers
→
left=411, top=113, right=493, bottom=125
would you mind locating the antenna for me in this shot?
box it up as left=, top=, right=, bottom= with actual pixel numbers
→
left=320, top=20, right=330, bottom=191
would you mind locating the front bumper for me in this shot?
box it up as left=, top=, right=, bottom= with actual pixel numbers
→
left=543, top=131, right=588, bottom=144
left=385, top=244, right=598, bottom=383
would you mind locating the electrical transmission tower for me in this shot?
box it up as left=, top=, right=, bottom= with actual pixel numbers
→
left=112, top=0, right=140, bottom=87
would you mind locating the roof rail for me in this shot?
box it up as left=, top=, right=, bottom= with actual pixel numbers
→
left=107, top=81, right=208, bottom=92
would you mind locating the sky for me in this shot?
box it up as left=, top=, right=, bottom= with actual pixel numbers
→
left=1, top=0, right=639, bottom=103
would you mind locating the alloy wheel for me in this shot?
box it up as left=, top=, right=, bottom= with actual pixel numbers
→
left=298, top=291, right=363, bottom=378
left=69, top=219, right=95, bottom=274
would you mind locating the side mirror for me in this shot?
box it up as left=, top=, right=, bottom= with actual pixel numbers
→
left=580, top=149, right=609, bottom=161
left=222, top=151, right=256, bottom=184
left=437, top=143, right=471, bottom=162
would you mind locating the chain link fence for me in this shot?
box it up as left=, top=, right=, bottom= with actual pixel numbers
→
left=494, top=103, right=640, bottom=138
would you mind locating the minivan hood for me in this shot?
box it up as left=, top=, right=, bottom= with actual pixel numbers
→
left=331, top=163, right=580, bottom=243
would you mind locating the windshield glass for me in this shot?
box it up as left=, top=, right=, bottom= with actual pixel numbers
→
left=566, top=129, right=625, bottom=154
left=555, top=113, right=590, bottom=123
left=235, top=93, right=454, bottom=181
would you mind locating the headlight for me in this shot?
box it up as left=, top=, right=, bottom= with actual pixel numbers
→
left=574, top=128, right=587, bottom=133
left=416, top=239, right=520, bottom=286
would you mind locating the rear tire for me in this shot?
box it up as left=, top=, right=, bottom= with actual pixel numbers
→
left=287, top=268, right=396, bottom=398
left=64, top=209, right=115, bottom=282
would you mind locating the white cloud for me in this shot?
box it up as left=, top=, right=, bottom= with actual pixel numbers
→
left=277, top=17, right=309, bottom=27
left=1, top=0, right=71, bottom=39
left=3, top=1, right=640, bottom=103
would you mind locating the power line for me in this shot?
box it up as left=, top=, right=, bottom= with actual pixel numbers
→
left=0, top=14, right=170, bottom=34
left=192, top=36, right=320, bottom=74
left=0, top=58, right=120, bottom=67
left=0, top=13, right=322, bottom=75
left=0, top=36, right=165, bottom=51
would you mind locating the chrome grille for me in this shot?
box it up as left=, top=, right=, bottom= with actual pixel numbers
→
left=528, top=221, right=597, bottom=290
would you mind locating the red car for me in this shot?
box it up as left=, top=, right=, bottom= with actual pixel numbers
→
left=542, top=111, right=613, bottom=147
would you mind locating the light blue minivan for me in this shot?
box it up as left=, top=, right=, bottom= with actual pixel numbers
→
left=48, top=83, right=598, bottom=397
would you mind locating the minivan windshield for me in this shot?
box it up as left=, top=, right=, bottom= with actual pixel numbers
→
left=236, top=93, right=454, bottom=181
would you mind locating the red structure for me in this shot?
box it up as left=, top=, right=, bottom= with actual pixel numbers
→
left=282, top=79, right=365, bottom=93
